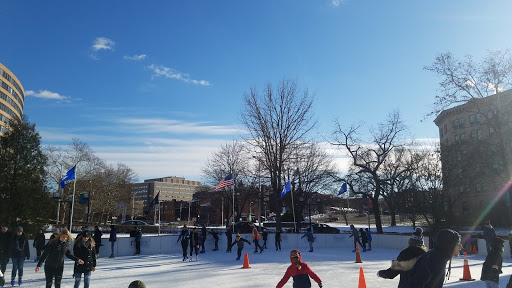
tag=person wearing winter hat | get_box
[230,234,251,261]
[9,226,29,286]
[484,220,497,254]
[378,227,427,288]
[403,229,462,288]
[481,237,505,288]
[276,249,323,288]
[128,280,146,288]
[73,230,96,288]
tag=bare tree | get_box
[241,79,316,229]
[332,110,407,234]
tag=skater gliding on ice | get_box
[9,226,29,286]
[230,234,251,261]
[301,229,315,252]
[349,225,362,252]
[73,231,96,288]
[189,227,200,261]
[251,225,263,254]
[177,225,190,261]
[276,249,322,288]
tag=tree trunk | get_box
[372,197,383,233]
[390,211,397,226]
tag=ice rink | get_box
[4,245,511,287]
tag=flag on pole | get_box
[60,166,76,189]
[147,192,160,214]
[338,183,347,196]
[215,174,234,190]
[280,180,291,199]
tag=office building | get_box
[0,63,24,135]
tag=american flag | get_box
[215,174,234,190]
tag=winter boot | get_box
[34,257,39,262]
[189,257,192,262]
[363,247,367,252]
[18,278,22,286]
[11,278,15,286]
[109,253,114,258]
[260,249,263,254]
[236,256,240,261]
[352,249,356,252]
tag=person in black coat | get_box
[275,229,282,251]
[189,227,200,261]
[73,231,96,288]
[200,224,207,253]
[378,227,427,288]
[262,228,268,249]
[9,226,30,286]
[33,229,46,262]
[403,229,462,288]
[92,226,102,257]
[225,226,233,252]
[0,225,11,277]
[359,228,368,252]
[176,225,190,261]
[108,225,117,258]
[230,234,251,261]
[481,237,504,287]
[36,229,84,288]
[209,229,219,251]
[134,228,142,255]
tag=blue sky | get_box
[1,0,511,184]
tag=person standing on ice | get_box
[481,237,504,288]
[301,229,315,252]
[262,228,268,249]
[275,228,282,251]
[9,226,29,286]
[108,225,117,258]
[92,226,102,258]
[177,225,190,261]
[189,227,200,261]
[33,229,46,262]
[377,227,427,288]
[359,228,368,252]
[209,229,219,251]
[225,226,233,253]
[365,228,372,251]
[73,231,96,288]
[484,220,497,254]
[251,225,264,254]
[200,224,207,253]
[276,249,323,288]
[403,229,462,288]
[349,225,362,252]
[230,234,251,261]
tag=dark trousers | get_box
[353,239,363,249]
[135,240,141,254]
[0,255,8,274]
[226,237,232,251]
[201,236,206,251]
[254,239,263,252]
[275,240,281,250]
[11,258,25,280]
[36,248,44,257]
[44,264,64,288]
[263,239,267,249]
[214,239,218,250]
[94,244,100,255]
[181,240,188,258]
[237,247,243,259]
[189,242,198,256]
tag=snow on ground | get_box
[7,245,512,287]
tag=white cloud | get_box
[147,64,210,86]
[116,117,241,135]
[124,54,147,61]
[25,90,68,100]
[331,0,341,7]
[92,37,115,51]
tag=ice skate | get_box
[18,278,22,286]
[196,255,198,261]
[189,257,192,262]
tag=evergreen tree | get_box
[0,116,54,229]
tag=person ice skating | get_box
[403,229,462,288]
[484,220,497,254]
[0,225,11,278]
[92,226,102,258]
[301,228,315,252]
[349,225,362,252]
[462,233,472,255]
[359,228,368,252]
[481,237,504,288]
[377,227,427,288]
[134,228,142,255]
[275,229,282,251]
[189,227,200,261]
[9,226,29,286]
[209,229,219,251]
[262,228,268,249]
[73,231,96,288]
[33,229,46,262]
[128,280,146,288]
[251,225,264,254]
[225,226,233,252]
[36,229,84,288]
[177,225,190,261]
[200,224,207,253]
[276,249,323,288]
[365,228,372,251]
[108,225,117,258]
[230,234,251,261]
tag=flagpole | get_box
[291,180,296,233]
[158,202,161,236]
[69,165,77,233]
[232,185,235,234]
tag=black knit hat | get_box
[434,229,460,255]
[82,231,90,238]
[128,280,146,288]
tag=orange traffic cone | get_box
[472,244,477,255]
[358,267,367,288]
[459,252,475,281]
[242,253,251,269]
[355,245,362,263]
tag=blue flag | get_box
[60,166,76,189]
[280,181,291,199]
[338,183,347,195]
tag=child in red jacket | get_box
[276,249,322,288]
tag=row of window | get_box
[0,124,8,134]
[156,190,194,195]
[0,68,24,100]
[0,89,22,116]
[1,80,24,111]
[454,127,496,144]
[155,185,196,191]
[0,102,20,123]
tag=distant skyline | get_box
[1,1,511,184]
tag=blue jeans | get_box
[74,271,91,288]
[111,242,115,255]
[11,258,25,280]
[484,280,499,288]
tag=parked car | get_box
[120,220,148,226]
[326,217,339,222]
[233,221,255,233]
[302,222,340,234]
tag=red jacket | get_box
[276,249,322,288]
